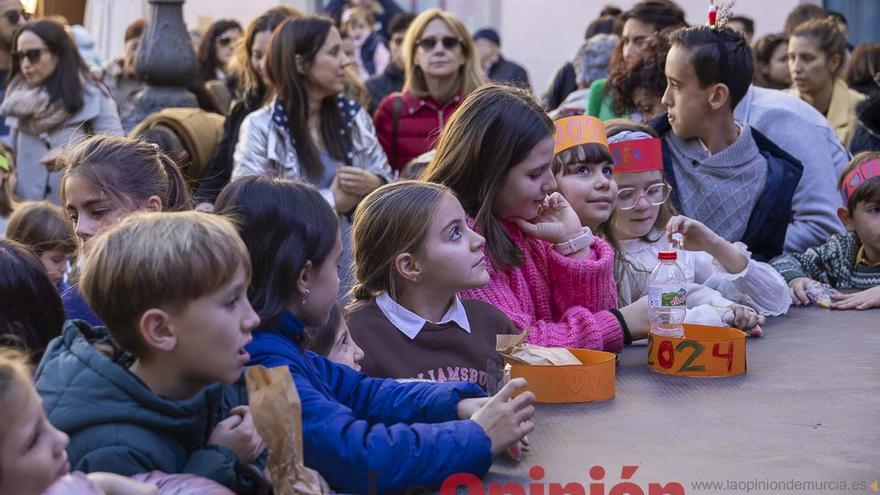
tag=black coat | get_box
[365,63,404,115]
[487,55,531,89]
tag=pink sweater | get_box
[461,219,623,352]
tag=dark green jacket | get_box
[35,320,260,490]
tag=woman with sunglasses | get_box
[197,19,242,84]
[604,121,789,332]
[0,18,122,204]
[373,8,484,172]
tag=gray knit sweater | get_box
[771,232,880,289]
[664,124,768,242]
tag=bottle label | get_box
[648,287,687,307]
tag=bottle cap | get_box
[658,250,677,261]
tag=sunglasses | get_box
[11,48,45,65]
[216,35,238,47]
[416,36,462,51]
[3,9,29,25]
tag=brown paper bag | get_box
[496,329,581,366]
[245,366,326,495]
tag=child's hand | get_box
[665,215,722,253]
[208,406,266,463]
[724,304,765,331]
[86,473,158,495]
[830,286,880,310]
[788,277,817,306]
[470,378,536,456]
[457,397,490,419]
[511,192,584,245]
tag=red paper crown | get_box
[842,158,880,201]
[609,138,664,174]
[554,116,608,154]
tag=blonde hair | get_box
[0,143,16,218]
[402,9,485,99]
[80,211,251,357]
[349,181,451,302]
[0,348,32,441]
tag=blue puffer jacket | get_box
[35,321,264,491]
[245,311,493,494]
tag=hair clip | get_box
[708,0,737,30]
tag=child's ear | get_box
[296,260,314,298]
[144,195,162,213]
[837,206,855,231]
[394,252,423,283]
[708,83,730,111]
[138,309,177,352]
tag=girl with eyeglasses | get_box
[604,121,790,333]
[0,18,122,204]
[373,8,485,172]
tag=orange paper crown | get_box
[609,138,664,174]
[554,116,608,154]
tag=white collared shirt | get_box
[375,292,472,340]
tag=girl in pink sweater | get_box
[422,84,651,351]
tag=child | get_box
[772,152,880,310]
[0,348,162,495]
[0,143,17,236]
[342,7,391,81]
[552,115,618,232]
[6,201,77,289]
[34,212,266,489]
[648,25,829,262]
[59,135,192,325]
[0,239,65,361]
[346,181,519,389]
[604,121,790,332]
[304,304,364,371]
[422,84,652,351]
[214,176,535,494]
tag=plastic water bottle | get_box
[648,250,687,337]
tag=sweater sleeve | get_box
[463,237,623,352]
[693,245,792,316]
[771,237,843,285]
[292,356,492,493]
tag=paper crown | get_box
[842,158,880,201]
[553,116,608,154]
[608,138,663,174]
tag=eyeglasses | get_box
[3,9,30,25]
[216,35,238,47]
[11,48,45,65]
[616,182,672,210]
[416,36,462,51]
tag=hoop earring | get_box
[302,289,311,304]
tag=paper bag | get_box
[245,366,326,495]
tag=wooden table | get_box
[477,307,880,495]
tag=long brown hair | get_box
[230,6,303,102]
[422,84,554,271]
[6,201,76,255]
[349,181,450,303]
[402,9,485,99]
[197,19,243,82]
[267,16,351,182]
[60,135,192,213]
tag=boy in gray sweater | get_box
[650,25,829,261]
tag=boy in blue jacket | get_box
[35,212,266,491]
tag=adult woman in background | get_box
[372,8,484,172]
[197,19,243,83]
[788,17,865,148]
[195,6,302,204]
[0,18,122,203]
[753,33,792,90]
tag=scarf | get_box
[0,75,71,135]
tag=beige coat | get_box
[790,78,865,148]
